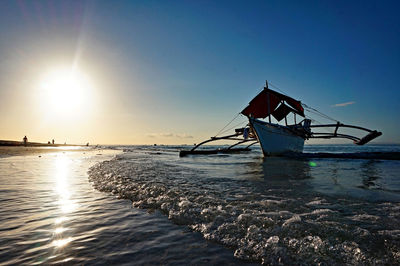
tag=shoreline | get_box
[0,139,86,147]
[0,146,97,158]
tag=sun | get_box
[39,67,93,117]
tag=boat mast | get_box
[266,80,271,123]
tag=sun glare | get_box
[39,67,93,117]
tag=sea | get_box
[1,144,399,265]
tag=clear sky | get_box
[0,0,399,144]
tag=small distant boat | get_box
[180,81,382,157]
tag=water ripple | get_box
[88,147,400,264]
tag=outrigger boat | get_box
[180,81,382,157]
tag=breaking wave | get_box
[88,148,400,264]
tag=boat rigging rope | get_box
[268,82,289,95]
[216,119,248,137]
[268,81,340,123]
[214,113,240,137]
[302,104,339,123]
[214,81,339,138]
[305,116,334,134]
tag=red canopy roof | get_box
[241,88,304,118]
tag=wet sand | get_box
[0,146,95,158]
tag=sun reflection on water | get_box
[54,216,69,225]
[54,227,67,234]
[51,155,77,251]
[54,155,78,213]
[52,237,73,248]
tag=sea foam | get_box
[88,149,400,264]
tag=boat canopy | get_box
[179,80,382,156]
[241,87,304,119]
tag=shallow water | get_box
[88,144,400,264]
[0,150,249,265]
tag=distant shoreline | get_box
[0,140,85,147]
[0,145,98,158]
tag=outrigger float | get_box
[179,81,382,157]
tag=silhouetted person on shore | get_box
[23,136,28,146]
[52,139,55,145]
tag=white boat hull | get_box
[250,118,305,156]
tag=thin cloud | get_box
[146,133,193,139]
[175,133,193,139]
[146,133,158,138]
[159,133,174,137]
[332,101,356,107]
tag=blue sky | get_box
[0,0,399,144]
